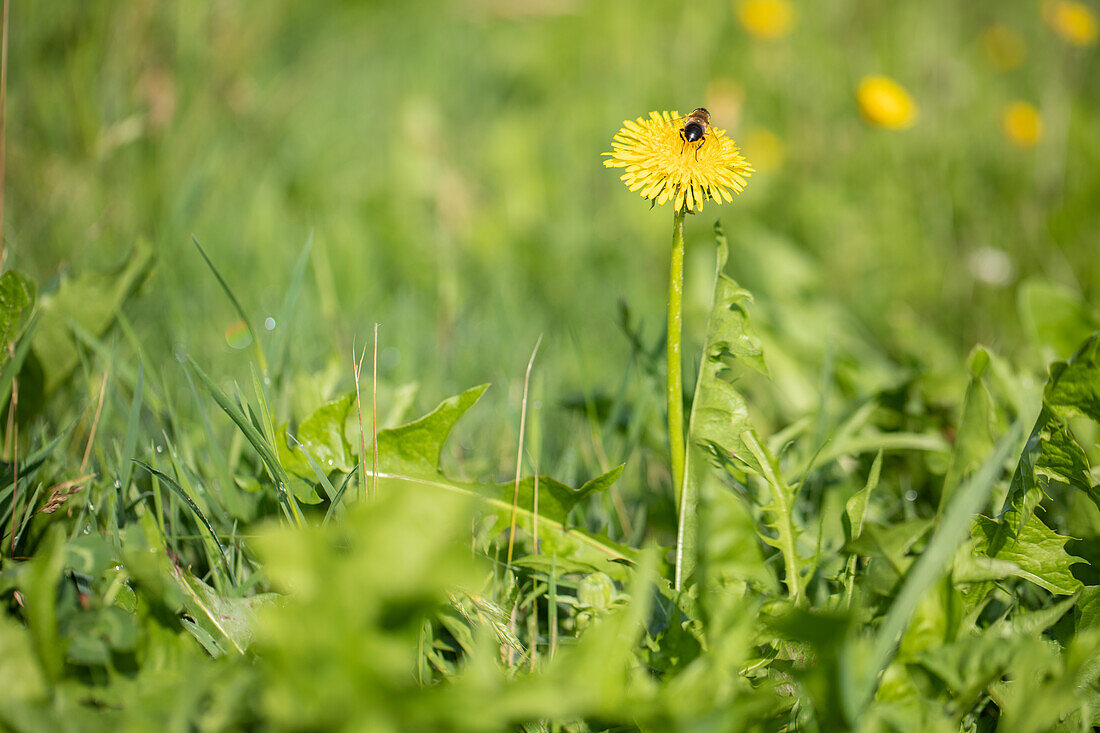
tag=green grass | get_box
[3,1,1100,730]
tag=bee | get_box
[678,108,711,159]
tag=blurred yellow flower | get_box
[1043,0,1099,45]
[736,0,796,40]
[981,25,1027,70]
[603,111,753,213]
[857,76,917,129]
[742,127,784,172]
[1003,102,1043,147]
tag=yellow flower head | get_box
[857,76,918,130]
[736,0,796,40]
[603,111,753,213]
[1003,102,1043,147]
[1043,0,1099,46]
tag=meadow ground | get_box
[2,1,1100,731]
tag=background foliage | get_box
[3,0,1099,730]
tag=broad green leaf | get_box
[1078,586,1100,632]
[486,467,625,536]
[0,613,47,704]
[298,392,358,474]
[998,333,1100,544]
[285,382,635,566]
[32,240,153,393]
[951,550,1027,584]
[1044,332,1100,423]
[938,347,995,513]
[175,572,279,655]
[376,383,489,475]
[18,526,66,684]
[996,594,1078,637]
[374,385,631,563]
[911,632,1016,705]
[689,222,767,467]
[278,392,358,503]
[972,513,1083,595]
[846,518,934,573]
[846,450,882,541]
[992,635,1095,732]
[697,468,777,602]
[0,270,35,356]
[250,487,486,731]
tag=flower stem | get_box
[667,209,686,509]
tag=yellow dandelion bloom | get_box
[857,76,918,129]
[1043,0,1099,46]
[981,24,1027,70]
[1003,102,1043,147]
[736,0,796,39]
[603,111,753,213]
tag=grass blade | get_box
[270,230,313,385]
[118,361,144,502]
[286,432,337,502]
[187,356,302,526]
[191,235,268,374]
[323,466,358,525]
[133,459,233,582]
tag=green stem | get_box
[667,210,686,510]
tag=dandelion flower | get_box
[604,109,753,586]
[1043,0,1099,46]
[603,110,753,213]
[736,0,796,40]
[1003,101,1043,147]
[857,76,918,130]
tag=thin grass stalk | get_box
[353,341,368,501]
[5,345,15,555]
[0,0,8,263]
[372,323,380,499]
[506,335,542,567]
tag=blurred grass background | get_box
[9,0,1099,475]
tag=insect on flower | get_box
[677,108,711,159]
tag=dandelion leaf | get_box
[277,381,631,564]
[692,223,767,470]
[0,270,35,356]
[377,383,489,475]
[32,239,153,394]
[972,513,1083,595]
[997,333,1100,543]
